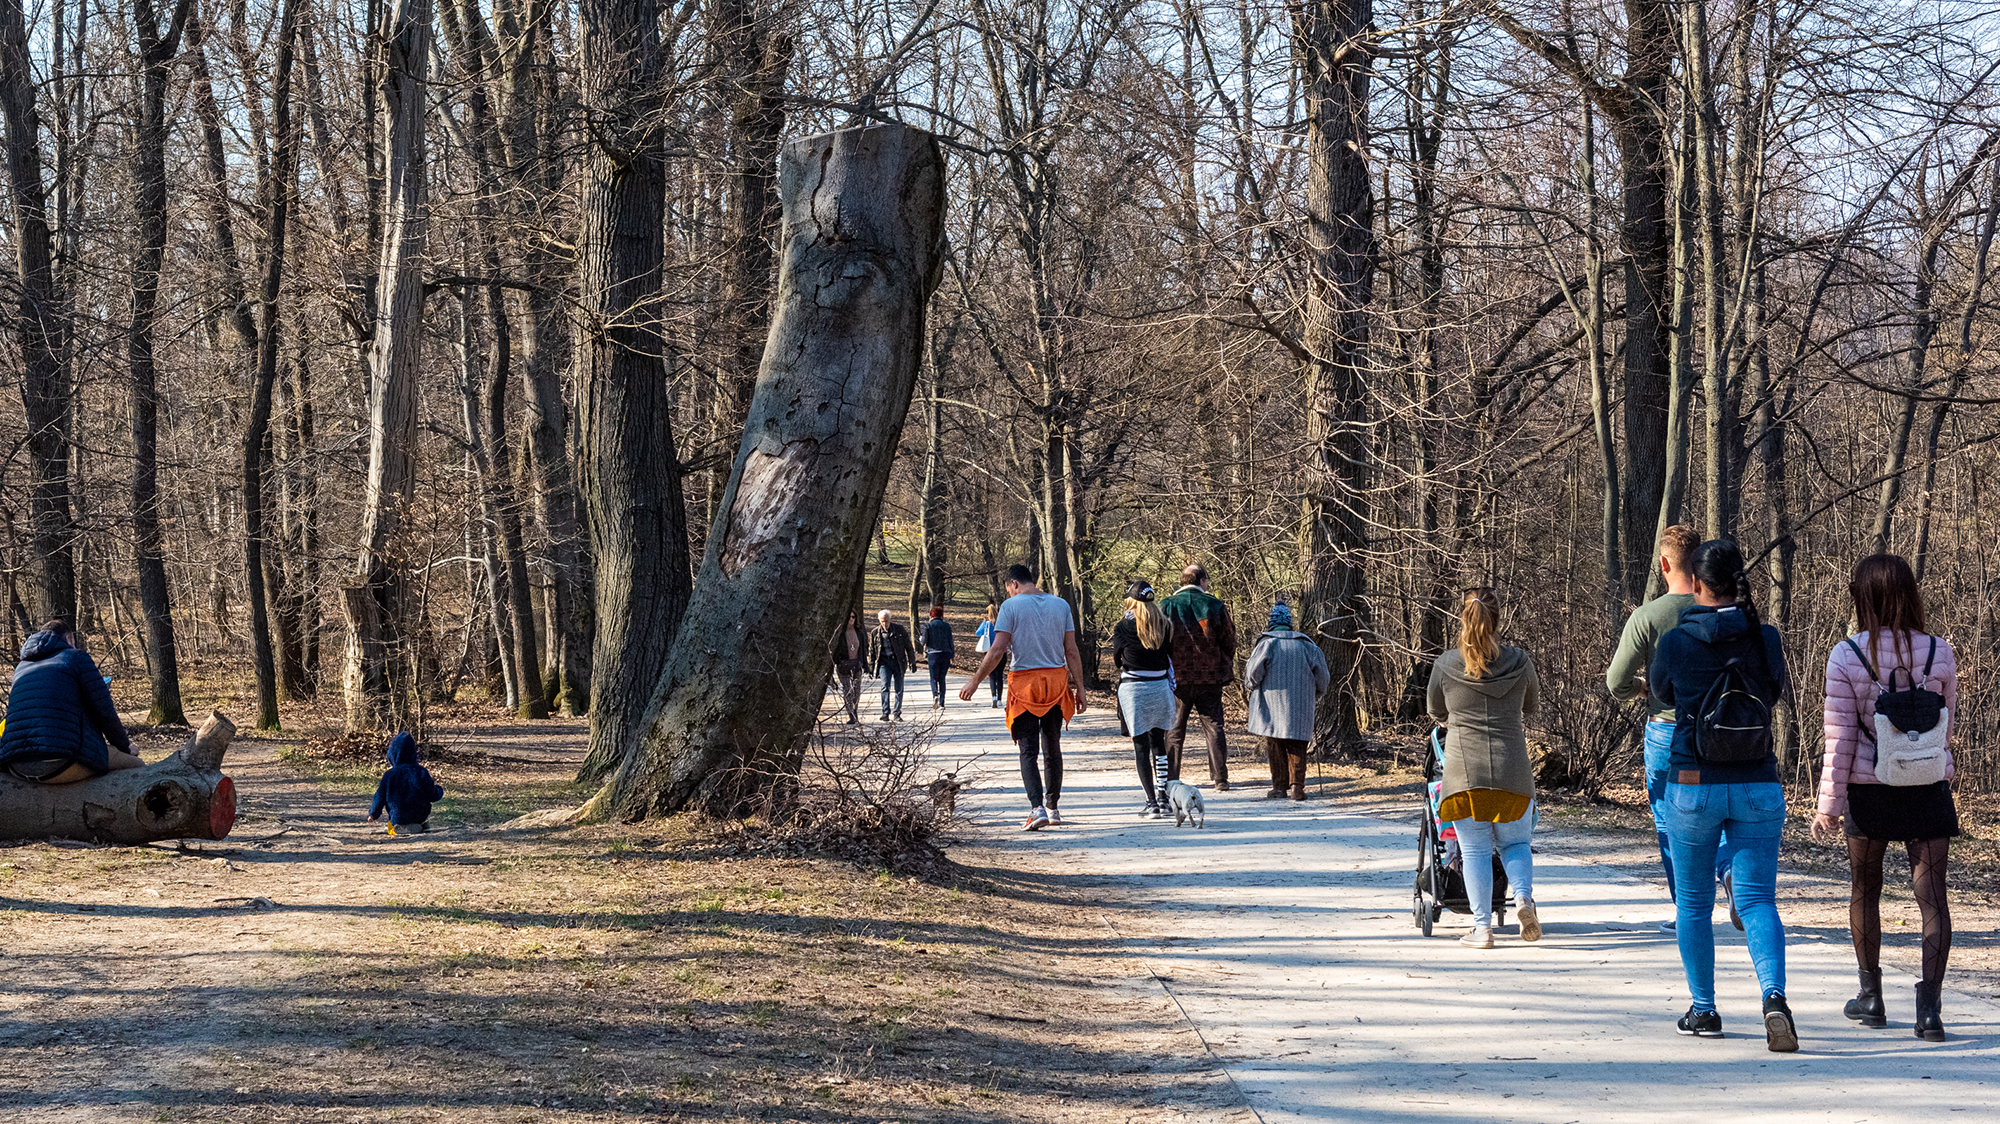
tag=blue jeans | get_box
[1663,782,1786,1011]
[878,665,905,717]
[1644,720,1735,904]
[926,652,952,704]
[1452,809,1535,929]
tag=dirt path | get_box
[1,711,1247,1123]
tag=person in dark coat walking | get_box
[830,611,868,724]
[922,606,956,709]
[1159,564,1238,789]
[870,610,916,720]
[0,619,141,784]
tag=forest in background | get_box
[2,0,1999,812]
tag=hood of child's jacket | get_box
[1258,630,1312,644]
[386,731,420,768]
[1438,645,1531,697]
[1677,603,1752,645]
[18,630,69,663]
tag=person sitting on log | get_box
[0,618,143,785]
[367,731,444,835]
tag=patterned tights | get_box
[1846,835,1952,983]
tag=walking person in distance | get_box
[1426,588,1541,948]
[960,565,1087,830]
[1160,564,1238,790]
[1648,538,1797,1051]
[829,610,868,724]
[922,606,956,710]
[1607,524,1738,932]
[1812,553,1959,1041]
[974,603,1004,708]
[1246,600,1327,801]
[870,609,915,721]
[1114,580,1176,818]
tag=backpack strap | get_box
[1843,636,1879,684]
[1924,635,1938,677]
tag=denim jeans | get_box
[878,665,905,718]
[1644,720,1735,904]
[1451,809,1535,929]
[1663,781,1786,1011]
[926,652,952,704]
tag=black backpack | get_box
[1694,629,1777,765]
[1842,635,1944,736]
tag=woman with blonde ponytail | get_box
[1427,587,1541,949]
[1114,581,1177,818]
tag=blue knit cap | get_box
[1268,601,1293,630]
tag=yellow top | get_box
[1439,787,1531,824]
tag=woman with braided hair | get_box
[1812,553,1959,1041]
[1648,539,1797,1051]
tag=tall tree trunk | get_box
[1295,0,1377,749]
[1686,0,1734,540]
[128,0,195,725]
[589,123,945,820]
[344,0,432,734]
[0,0,76,623]
[1914,161,2000,580]
[243,0,302,732]
[573,0,693,784]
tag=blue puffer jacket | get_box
[0,631,132,775]
[369,731,444,826]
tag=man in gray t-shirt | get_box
[960,565,1087,831]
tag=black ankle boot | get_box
[1844,969,1886,1027]
[1914,980,1946,1042]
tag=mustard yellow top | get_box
[1438,787,1532,824]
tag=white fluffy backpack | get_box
[1843,635,1951,787]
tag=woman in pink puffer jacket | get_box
[1811,553,1959,1042]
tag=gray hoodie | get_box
[1426,645,1539,802]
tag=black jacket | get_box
[369,731,444,826]
[0,631,131,775]
[1112,616,1173,674]
[922,618,955,658]
[830,626,867,671]
[870,623,915,673]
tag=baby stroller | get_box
[1412,727,1510,936]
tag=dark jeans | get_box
[878,664,905,718]
[926,652,952,704]
[1012,707,1064,810]
[1166,684,1228,784]
[1132,729,1168,802]
[988,668,1005,702]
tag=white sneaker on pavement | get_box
[1023,808,1050,832]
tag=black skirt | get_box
[1845,780,1960,841]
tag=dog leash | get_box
[1097,911,1272,1124]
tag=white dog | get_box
[1164,780,1205,829]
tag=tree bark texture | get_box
[592,123,945,819]
[1295,0,1377,749]
[574,0,693,783]
[128,0,195,726]
[0,712,238,844]
[0,0,77,623]
[243,0,302,732]
[345,0,432,734]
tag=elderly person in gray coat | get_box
[1246,602,1329,800]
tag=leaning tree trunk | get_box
[588,123,945,821]
[344,0,431,734]
[0,711,238,844]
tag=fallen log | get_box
[0,710,238,844]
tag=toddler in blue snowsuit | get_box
[367,731,444,835]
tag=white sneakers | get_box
[1046,807,1063,826]
[1023,808,1050,831]
[1517,899,1542,942]
[1460,927,1495,949]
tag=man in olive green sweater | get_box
[1605,525,1735,931]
